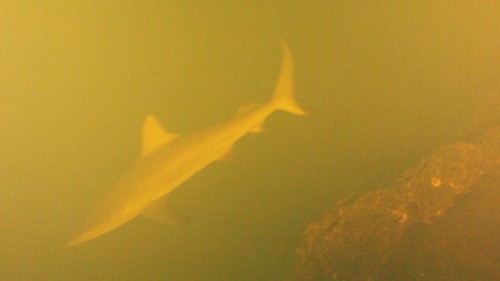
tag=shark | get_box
[65,40,306,248]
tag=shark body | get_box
[66,40,306,247]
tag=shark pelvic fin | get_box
[141,115,180,157]
[141,197,191,225]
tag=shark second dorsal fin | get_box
[141,115,180,157]
[236,103,258,115]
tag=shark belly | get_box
[66,136,234,247]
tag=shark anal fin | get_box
[250,120,265,133]
[142,115,180,157]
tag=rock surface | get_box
[294,128,500,281]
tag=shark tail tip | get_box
[273,39,308,116]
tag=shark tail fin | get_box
[272,39,307,116]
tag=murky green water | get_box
[1,1,497,280]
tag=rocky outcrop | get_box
[295,128,500,281]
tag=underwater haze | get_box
[1,1,498,281]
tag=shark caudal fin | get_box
[272,39,307,116]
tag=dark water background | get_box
[1,1,498,280]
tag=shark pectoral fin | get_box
[142,115,180,157]
[141,198,191,225]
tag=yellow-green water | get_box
[1,1,498,280]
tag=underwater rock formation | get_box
[295,128,500,281]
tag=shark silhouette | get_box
[66,40,306,247]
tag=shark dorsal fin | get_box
[141,115,180,157]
